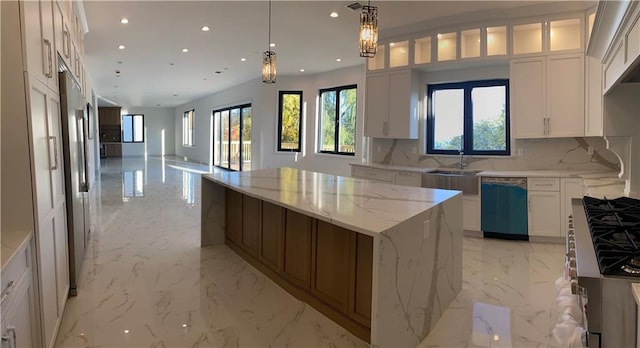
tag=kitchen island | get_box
[201,167,462,347]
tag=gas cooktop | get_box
[583,196,640,276]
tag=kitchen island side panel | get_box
[201,178,226,246]
[371,193,463,348]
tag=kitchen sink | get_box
[422,169,481,195]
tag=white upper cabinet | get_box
[364,69,418,139]
[20,0,58,92]
[511,53,585,138]
[511,14,584,56]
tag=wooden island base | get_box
[201,168,463,347]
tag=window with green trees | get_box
[427,79,509,156]
[319,84,357,155]
[278,91,303,152]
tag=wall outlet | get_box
[423,219,431,240]
[587,146,594,155]
[517,147,524,156]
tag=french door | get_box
[213,104,252,171]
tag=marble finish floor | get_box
[55,157,565,347]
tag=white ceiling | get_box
[83,1,590,108]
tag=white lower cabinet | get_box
[1,239,38,348]
[527,177,582,238]
[463,195,481,231]
[528,191,561,237]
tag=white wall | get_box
[173,65,366,176]
[122,107,176,157]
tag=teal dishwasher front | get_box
[480,177,528,240]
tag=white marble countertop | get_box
[202,167,460,236]
[1,229,32,270]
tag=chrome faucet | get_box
[459,151,467,170]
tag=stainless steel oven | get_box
[567,197,639,348]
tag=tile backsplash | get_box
[370,137,620,172]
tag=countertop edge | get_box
[202,172,460,236]
[1,230,33,271]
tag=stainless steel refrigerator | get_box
[59,69,90,296]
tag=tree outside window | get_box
[319,85,357,155]
[278,91,303,152]
[427,79,509,156]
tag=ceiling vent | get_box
[345,2,363,11]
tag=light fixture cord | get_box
[268,0,272,51]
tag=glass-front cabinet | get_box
[486,26,508,56]
[367,44,386,71]
[512,22,543,55]
[511,15,583,56]
[549,18,582,52]
[389,40,409,68]
[437,31,458,62]
[460,29,481,59]
[413,35,432,64]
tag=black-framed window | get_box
[122,114,144,143]
[277,91,303,152]
[427,79,509,156]
[183,109,194,147]
[319,84,357,155]
[212,104,252,171]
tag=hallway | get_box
[55,157,565,347]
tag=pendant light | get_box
[262,0,276,83]
[359,1,378,58]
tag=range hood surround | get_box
[603,83,640,196]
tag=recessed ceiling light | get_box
[156,104,161,106]
[336,58,342,62]
[203,78,207,80]
[173,94,178,97]
[123,330,130,334]
[330,12,339,18]
[182,48,189,53]
[121,18,129,24]
[300,68,305,72]
[117,61,123,64]
[169,63,175,66]
[269,43,276,47]
[118,45,125,50]
[201,26,210,31]
[240,58,246,62]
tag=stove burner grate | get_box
[583,196,640,276]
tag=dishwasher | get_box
[480,177,528,240]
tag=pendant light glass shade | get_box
[262,51,276,84]
[262,0,276,84]
[359,5,378,58]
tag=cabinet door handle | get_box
[547,118,551,135]
[49,136,59,170]
[0,280,16,304]
[43,39,53,78]
[64,30,71,58]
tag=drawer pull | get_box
[1,280,16,304]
